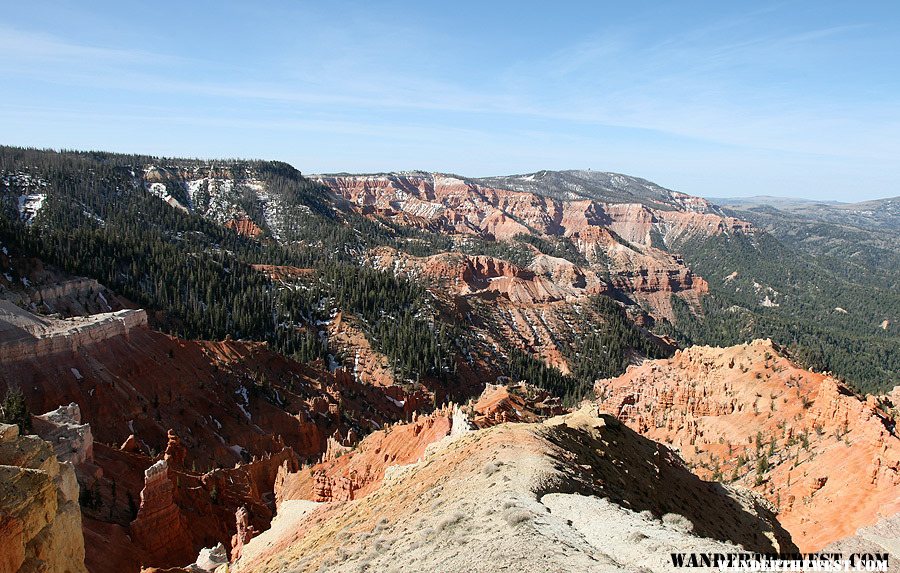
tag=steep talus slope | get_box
[0,422,87,573]
[233,407,794,573]
[595,339,900,550]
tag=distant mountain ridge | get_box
[712,194,900,231]
[316,169,725,214]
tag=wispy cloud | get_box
[1,3,898,199]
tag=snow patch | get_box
[235,386,252,420]
[386,395,405,409]
[17,194,46,225]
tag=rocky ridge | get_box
[232,406,794,573]
[365,247,671,376]
[595,339,900,550]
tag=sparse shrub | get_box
[661,513,693,533]
[436,512,464,532]
[0,387,30,433]
[626,531,649,543]
[482,462,501,476]
[503,507,532,527]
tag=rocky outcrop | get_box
[230,507,258,562]
[130,460,194,567]
[0,422,87,573]
[234,407,794,572]
[472,382,565,427]
[249,265,313,281]
[0,302,147,361]
[31,402,94,467]
[595,339,900,550]
[163,429,187,469]
[0,246,125,318]
[275,406,455,505]
[224,217,263,238]
[372,249,607,305]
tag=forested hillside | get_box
[664,232,899,393]
[2,146,896,398]
[0,147,672,405]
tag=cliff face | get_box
[0,302,415,471]
[316,173,751,247]
[234,407,793,573]
[595,339,900,551]
[316,172,747,321]
[0,422,87,573]
[0,302,147,361]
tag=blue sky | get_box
[1,1,898,201]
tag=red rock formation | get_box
[130,460,194,567]
[595,339,900,550]
[121,434,140,453]
[472,382,565,427]
[163,429,187,469]
[230,506,259,561]
[316,172,748,321]
[276,406,456,504]
[225,217,263,238]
